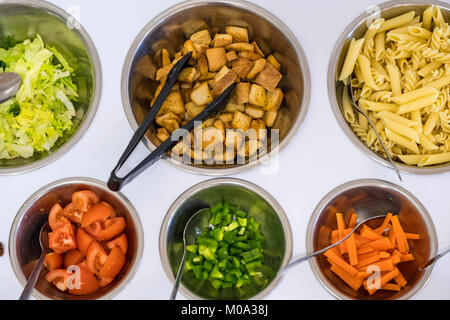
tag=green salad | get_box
[185,202,266,290]
[0,35,78,160]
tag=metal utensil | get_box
[0,72,21,103]
[346,82,402,182]
[108,52,236,191]
[170,208,211,300]
[19,219,50,300]
[419,246,450,271]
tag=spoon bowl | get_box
[0,72,21,103]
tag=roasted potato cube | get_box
[248,84,267,107]
[226,50,239,62]
[252,41,264,56]
[225,129,243,150]
[199,72,216,81]
[250,119,267,141]
[190,29,212,46]
[234,82,251,104]
[177,67,198,83]
[245,104,264,119]
[213,34,233,47]
[214,119,225,139]
[193,44,208,55]
[182,40,198,60]
[263,109,278,127]
[225,100,245,113]
[156,128,170,142]
[255,63,282,92]
[232,111,252,132]
[237,138,261,159]
[267,55,281,71]
[161,49,171,66]
[214,148,236,164]
[265,88,284,111]
[195,127,224,150]
[246,58,266,80]
[172,141,189,156]
[218,113,234,123]
[239,51,263,61]
[212,66,237,97]
[161,90,185,115]
[226,43,254,52]
[206,47,227,72]
[225,26,249,43]
[186,101,206,119]
[156,112,181,133]
[156,64,173,81]
[232,57,253,78]
[190,82,213,106]
[197,54,209,77]
[189,149,208,163]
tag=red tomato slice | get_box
[44,252,63,271]
[49,222,77,254]
[45,269,70,291]
[72,190,101,212]
[86,241,108,275]
[99,247,126,279]
[68,264,100,296]
[85,217,126,241]
[63,203,84,224]
[64,249,85,268]
[48,203,67,230]
[81,201,115,228]
[107,233,128,255]
[76,229,94,256]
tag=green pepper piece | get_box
[186,245,198,254]
[232,241,249,251]
[210,265,223,279]
[225,221,240,232]
[235,210,246,218]
[193,265,204,279]
[211,279,223,290]
[211,228,224,241]
[241,248,263,263]
[216,247,229,260]
[237,217,247,227]
[203,260,213,272]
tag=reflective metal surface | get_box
[159,178,293,300]
[306,179,438,300]
[328,0,450,174]
[0,72,21,103]
[9,177,144,300]
[0,0,102,175]
[122,0,311,175]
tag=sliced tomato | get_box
[72,190,101,212]
[81,201,116,228]
[48,203,67,230]
[76,229,94,256]
[85,217,126,241]
[63,202,84,224]
[45,269,70,291]
[64,249,85,268]
[68,264,99,296]
[107,233,128,255]
[86,241,108,275]
[98,276,114,288]
[49,222,77,254]
[99,247,126,279]
[44,252,63,271]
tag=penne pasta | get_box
[379,11,416,32]
[418,153,450,166]
[397,91,439,114]
[339,38,365,81]
[357,55,378,90]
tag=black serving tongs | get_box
[108,52,236,191]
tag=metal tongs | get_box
[108,52,236,191]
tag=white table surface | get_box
[1,0,449,300]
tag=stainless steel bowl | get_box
[328,0,450,174]
[0,0,102,175]
[9,177,144,300]
[122,0,310,175]
[306,179,438,300]
[159,178,293,300]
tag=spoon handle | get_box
[170,251,187,300]
[19,251,46,300]
[420,246,450,270]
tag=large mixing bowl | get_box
[0,0,102,175]
[328,0,450,174]
[122,0,310,175]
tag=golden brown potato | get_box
[263,109,278,127]
[190,29,212,46]
[197,54,209,77]
[246,58,266,80]
[161,90,185,115]
[239,51,263,61]
[252,42,264,56]
[226,43,254,52]
[248,84,267,107]
[177,67,198,83]
[226,50,239,62]
[161,49,171,66]
[225,100,245,113]
[186,101,205,119]
[195,127,224,150]
[234,82,251,104]
[265,88,284,111]
[156,64,173,81]
[250,119,267,141]
[245,104,264,119]
[190,82,213,106]
[206,47,227,72]
[214,119,225,139]
[225,129,243,150]
[213,34,233,47]
[214,148,236,164]
[232,111,252,132]
[232,57,253,78]
[255,63,282,92]
[218,113,234,123]
[182,40,198,60]
[225,26,249,43]
[266,55,281,71]
[157,128,170,142]
[212,66,236,97]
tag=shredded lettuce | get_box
[0,34,78,159]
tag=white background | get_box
[0,0,449,300]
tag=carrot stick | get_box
[348,213,357,229]
[361,237,393,251]
[391,215,409,254]
[379,251,391,259]
[376,213,393,234]
[324,249,359,277]
[330,264,363,291]
[360,259,394,272]
[360,225,383,240]
[365,268,400,295]
[382,283,402,291]
[405,233,420,240]
[355,255,380,269]
[357,246,375,255]
[347,233,359,266]
[389,229,397,248]
[390,250,402,265]
[394,270,407,287]
[400,253,415,262]
[336,213,346,254]
[358,250,380,261]
[355,234,371,247]
[356,271,371,280]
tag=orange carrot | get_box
[360,258,394,272]
[358,250,380,261]
[379,251,391,259]
[382,283,402,291]
[357,246,375,255]
[355,255,380,269]
[365,269,400,295]
[356,271,371,280]
[360,225,383,240]
[355,234,371,247]
[376,213,393,234]
[400,253,415,262]
[347,233,359,266]
[336,213,346,254]
[389,229,397,248]
[362,237,393,251]
[394,270,407,287]
[324,249,358,277]
[390,250,402,265]
[405,233,420,240]
[348,213,357,229]
[391,215,409,254]
[330,264,363,291]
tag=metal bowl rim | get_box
[159,177,294,300]
[327,0,450,175]
[0,0,103,176]
[306,178,438,300]
[8,177,144,300]
[121,0,311,176]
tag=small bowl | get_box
[328,0,450,174]
[122,0,311,175]
[159,178,293,300]
[306,179,438,300]
[9,177,144,300]
[0,0,102,175]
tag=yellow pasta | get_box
[339,38,365,81]
[379,11,416,32]
[397,91,439,114]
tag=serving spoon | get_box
[19,219,51,300]
[0,72,21,103]
[419,246,450,271]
